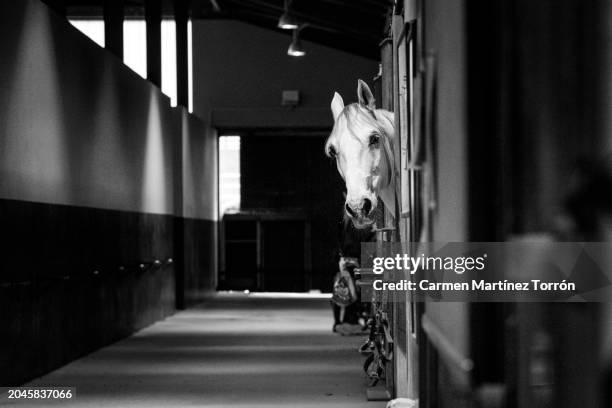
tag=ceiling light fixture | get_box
[278,0,299,30]
[287,26,306,57]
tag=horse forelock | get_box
[328,104,391,147]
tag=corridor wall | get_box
[0,0,217,385]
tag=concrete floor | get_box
[17,293,384,408]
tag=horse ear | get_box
[357,79,375,109]
[331,92,345,121]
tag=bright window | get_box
[123,20,147,79]
[161,20,176,105]
[219,136,241,215]
[188,20,193,113]
[70,20,105,47]
[69,18,192,108]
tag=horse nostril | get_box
[345,203,357,218]
[363,198,372,215]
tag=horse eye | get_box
[328,146,337,158]
[369,134,380,147]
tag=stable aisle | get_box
[18,293,383,408]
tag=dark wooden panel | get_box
[182,217,217,307]
[261,220,306,292]
[0,198,176,385]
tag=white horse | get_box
[325,80,397,228]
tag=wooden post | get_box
[145,0,162,87]
[104,0,124,59]
[174,0,189,107]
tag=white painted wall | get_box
[0,0,216,221]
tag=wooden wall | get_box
[418,0,612,406]
[418,0,472,403]
[0,200,175,385]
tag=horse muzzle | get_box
[345,198,376,228]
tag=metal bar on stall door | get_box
[303,221,312,291]
[256,220,262,291]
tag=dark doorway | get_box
[219,131,344,292]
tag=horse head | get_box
[325,80,396,229]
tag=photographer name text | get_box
[372,279,576,292]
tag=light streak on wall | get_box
[142,94,169,214]
[1,1,69,204]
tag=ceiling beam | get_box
[225,0,384,41]
[64,0,385,58]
